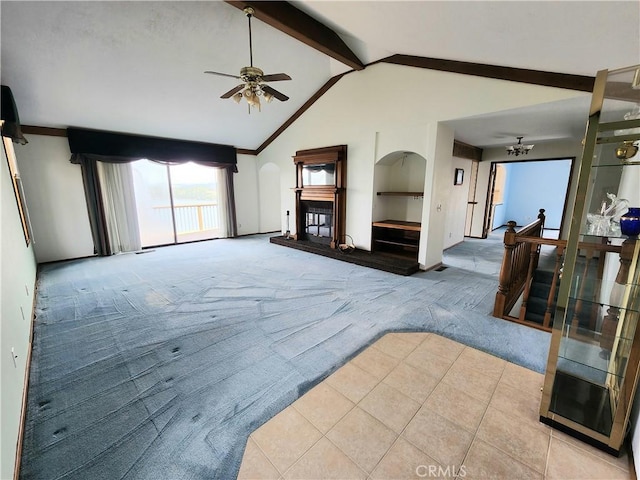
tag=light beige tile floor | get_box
[238,333,633,480]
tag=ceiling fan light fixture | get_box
[205,4,291,112]
[506,136,534,156]
[245,90,260,109]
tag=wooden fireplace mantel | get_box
[293,145,347,248]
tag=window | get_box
[131,160,226,247]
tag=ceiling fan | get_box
[205,6,291,112]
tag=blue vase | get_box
[620,207,640,237]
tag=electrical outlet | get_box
[11,347,17,368]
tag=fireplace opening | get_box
[303,201,333,244]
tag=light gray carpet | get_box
[20,233,550,480]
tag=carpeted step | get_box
[524,269,558,325]
[526,296,551,317]
[525,311,545,326]
[533,269,556,286]
[529,282,553,300]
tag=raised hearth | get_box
[270,235,420,276]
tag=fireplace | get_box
[293,145,347,249]
[302,201,334,244]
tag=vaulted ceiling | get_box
[1,1,639,151]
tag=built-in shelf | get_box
[376,191,424,197]
[372,220,421,232]
[371,220,421,259]
[373,238,419,250]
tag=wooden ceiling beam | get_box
[379,54,595,92]
[225,1,364,71]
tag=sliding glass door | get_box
[131,160,224,248]
[170,162,223,243]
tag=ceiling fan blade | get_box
[262,85,289,102]
[205,70,241,80]
[261,73,292,82]
[221,84,245,99]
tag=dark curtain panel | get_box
[224,166,238,237]
[1,85,28,144]
[68,128,239,255]
[74,155,111,256]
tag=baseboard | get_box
[443,240,464,251]
[37,253,96,267]
[13,275,38,480]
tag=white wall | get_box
[471,139,583,239]
[444,156,473,249]
[15,135,95,262]
[421,123,455,268]
[256,63,583,269]
[234,154,260,236]
[1,138,37,480]
[257,162,281,233]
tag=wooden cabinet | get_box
[372,220,421,259]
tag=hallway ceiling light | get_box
[506,136,534,156]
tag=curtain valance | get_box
[68,127,237,171]
[1,85,28,145]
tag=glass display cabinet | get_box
[539,64,640,455]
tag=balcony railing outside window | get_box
[152,203,219,234]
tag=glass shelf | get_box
[558,336,634,379]
[590,142,640,167]
[565,295,640,315]
[590,161,640,168]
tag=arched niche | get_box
[371,151,427,260]
[373,151,427,223]
[258,162,281,233]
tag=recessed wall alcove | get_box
[372,151,427,259]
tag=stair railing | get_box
[493,210,546,324]
[494,227,623,333]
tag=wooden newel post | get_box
[538,209,546,233]
[494,220,518,317]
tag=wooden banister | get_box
[494,211,624,332]
[493,211,547,327]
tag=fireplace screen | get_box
[304,202,333,244]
